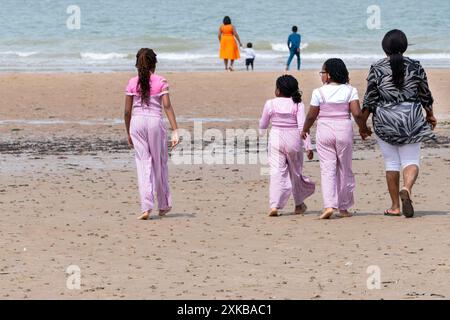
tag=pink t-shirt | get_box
[125,74,169,116]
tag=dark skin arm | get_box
[161,93,180,149]
[425,108,437,130]
[301,106,319,139]
[350,100,372,140]
[124,95,133,147]
[361,107,371,123]
[301,103,372,140]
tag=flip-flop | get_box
[399,188,414,218]
[384,209,402,217]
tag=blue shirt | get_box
[287,33,301,50]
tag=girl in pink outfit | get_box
[124,48,179,220]
[302,58,371,219]
[260,75,315,217]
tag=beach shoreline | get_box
[0,70,449,299]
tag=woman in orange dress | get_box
[218,16,243,71]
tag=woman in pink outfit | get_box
[124,48,179,220]
[302,58,371,219]
[260,75,315,217]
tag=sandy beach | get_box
[0,70,449,299]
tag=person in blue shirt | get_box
[286,26,302,71]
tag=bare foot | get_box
[268,208,279,217]
[336,210,353,218]
[319,208,334,219]
[137,211,150,220]
[159,207,171,217]
[399,187,414,218]
[295,203,307,215]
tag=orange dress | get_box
[219,24,240,60]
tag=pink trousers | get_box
[269,128,315,209]
[316,120,355,210]
[130,115,171,213]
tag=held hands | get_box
[300,130,309,140]
[359,125,372,140]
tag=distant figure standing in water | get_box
[243,42,256,71]
[286,26,302,71]
[218,16,243,71]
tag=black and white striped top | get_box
[362,57,436,145]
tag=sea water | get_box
[0,0,449,72]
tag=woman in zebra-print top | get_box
[362,29,437,218]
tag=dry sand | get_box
[0,70,449,299]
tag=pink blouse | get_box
[259,97,312,150]
[125,74,169,117]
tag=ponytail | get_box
[135,48,157,105]
[382,29,408,88]
[389,53,405,88]
[291,89,302,104]
[276,74,302,104]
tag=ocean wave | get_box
[80,52,131,60]
[158,53,217,60]
[270,43,309,52]
[0,51,38,57]
[298,53,450,60]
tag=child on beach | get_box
[301,58,371,219]
[260,75,315,217]
[243,42,256,71]
[124,48,179,220]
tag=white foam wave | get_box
[0,51,37,57]
[270,43,309,52]
[80,52,129,60]
[158,53,217,60]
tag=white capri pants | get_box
[376,136,421,172]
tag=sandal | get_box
[399,188,414,218]
[384,209,401,217]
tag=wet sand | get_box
[0,70,449,299]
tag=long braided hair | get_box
[135,48,157,106]
[276,74,302,104]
